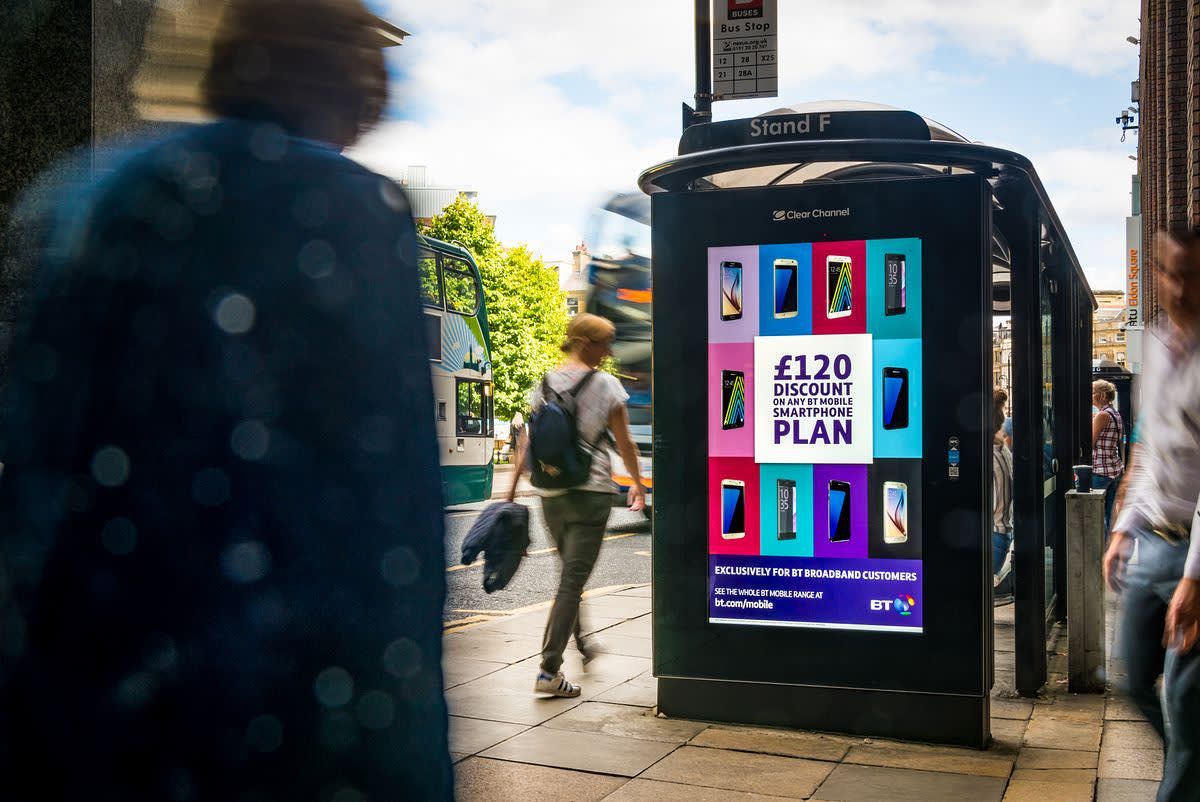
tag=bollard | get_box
[1066,489,1107,692]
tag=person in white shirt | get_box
[508,314,645,698]
[1104,229,1200,801]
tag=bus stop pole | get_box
[686,0,713,131]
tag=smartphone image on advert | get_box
[884,481,908,544]
[773,258,799,319]
[721,369,745,430]
[882,367,909,430]
[826,256,852,319]
[720,261,743,321]
[885,253,906,316]
[721,479,746,539]
[776,478,796,540]
[828,480,851,542]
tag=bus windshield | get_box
[586,194,651,424]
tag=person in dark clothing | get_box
[0,2,452,800]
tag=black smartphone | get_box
[828,480,851,542]
[885,253,906,316]
[882,367,909,430]
[776,478,796,540]
[721,369,745,430]
[720,261,743,321]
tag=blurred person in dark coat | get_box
[0,1,452,799]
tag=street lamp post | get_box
[684,0,713,132]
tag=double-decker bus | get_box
[418,235,495,505]
[585,192,652,509]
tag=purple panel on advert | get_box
[708,245,759,343]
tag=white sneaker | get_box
[534,670,581,697]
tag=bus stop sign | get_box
[712,0,778,101]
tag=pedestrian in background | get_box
[992,388,1014,597]
[508,313,646,698]
[1091,378,1125,534]
[1104,228,1200,802]
[0,1,452,799]
[509,410,526,462]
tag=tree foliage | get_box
[422,196,568,419]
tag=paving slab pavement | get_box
[443,583,1164,801]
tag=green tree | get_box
[423,194,502,268]
[422,197,568,419]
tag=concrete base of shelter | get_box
[443,585,1161,801]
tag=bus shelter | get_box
[639,103,1095,747]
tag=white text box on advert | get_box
[754,333,874,464]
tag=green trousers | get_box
[539,491,613,674]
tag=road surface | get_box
[442,498,650,627]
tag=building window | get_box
[1116,331,1125,342]
[1098,337,1108,344]
[566,296,579,316]
[456,379,494,437]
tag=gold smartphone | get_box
[883,481,908,544]
[773,258,799,319]
[721,479,746,539]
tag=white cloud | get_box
[355,1,1139,264]
[839,0,1139,76]
[1030,145,1135,290]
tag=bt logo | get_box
[870,595,917,615]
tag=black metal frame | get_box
[640,133,1097,704]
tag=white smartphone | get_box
[883,481,908,544]
[721,479,746,539]
[826,255,852,319]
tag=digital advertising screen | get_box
[651,173,989,725]
[707,238,924,633]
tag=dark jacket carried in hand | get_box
[461,502,530,592]
[0,120,452,801]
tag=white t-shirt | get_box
[528,366,629,494]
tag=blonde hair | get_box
[1092,379,1117,405]
[560,313,616,354]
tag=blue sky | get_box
[351,1,1139,290]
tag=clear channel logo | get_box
[869,594,917,616]
[770,208,851,222]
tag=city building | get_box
[992,319,1013,392]
[556,243,590,317]
[398,166,486,228]
[1092,290,1128,367]
[1135,1,1200,327]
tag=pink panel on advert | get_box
[709,457,760,556]
[708,342,754,457]
[811,240,867,335]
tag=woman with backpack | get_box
[508,313,646,697]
